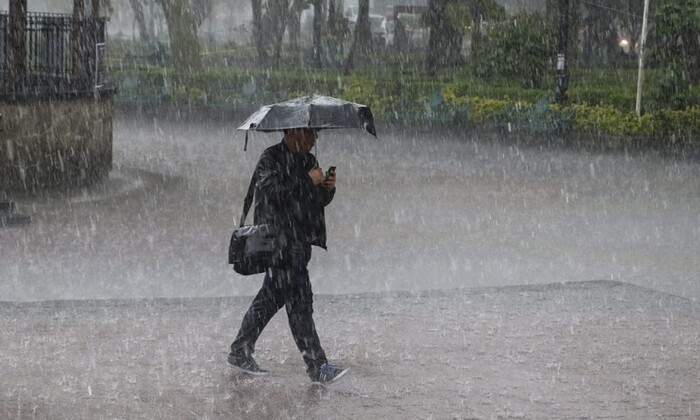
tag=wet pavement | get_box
[1,110,699,302]
[1,281,698,419]
[1,110,699,418]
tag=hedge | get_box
[109,66,700,138]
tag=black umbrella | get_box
[237,95,376,150]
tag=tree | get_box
[425,0,504,74]
[287,0,309,66]
[155,0,210,72]
[250,0,294,67]
[343,0,371,73]
[128,0,151,42]
[577,0,655,67]
[545,0,580,71]
[311,0,325,67]
[473,13,553,89]
[465,0,506,55]
[267,0,290,66]
[650,0,700,108]
[426,0,462,75]
[325,0,349,65]
[654,0,699,84]
[250,0,268,65]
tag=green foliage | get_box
[155,0,203,72]
[172,85,207,105]
[470,0,507,21]
[567,87,636,111]
[444,3,471,35]
[490,99,575,133]
[473,13,554,89]
[343,75,448,120]
[570,104,700,136]
[111,66,348,106]
[442,86,696,137]
[464,97,510,125]
[342,75,393,115]
[650,0,700,109]
[107,51,700,137]
[645,67,700,112]
[654,106,700,134]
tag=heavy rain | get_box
[1,0,699,418]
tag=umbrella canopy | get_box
[238,95,377,138]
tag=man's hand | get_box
[323,171,336,192]
[308,166,325,185]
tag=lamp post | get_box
[635,0,650,116]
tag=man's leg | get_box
[284,247,328,379]
[230,269,284,358]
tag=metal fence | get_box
[0,11,106,98]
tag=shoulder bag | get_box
[228,170,277,275]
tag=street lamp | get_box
[555,0,570,104]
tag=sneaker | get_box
[228,353,268,376]
[312,362,349,385]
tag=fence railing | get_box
[0,11,108,99]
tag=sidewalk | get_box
[2,280,698,419]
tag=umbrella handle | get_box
[244,131,249,152]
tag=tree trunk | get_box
[426,0,448,76]
[343,0,371,73]
[325,0,344,64]
[468,1,481,56]
[311,0,324,67]
[157,0,202,72]
[288,0,302,66]
[251,0,268,66]
[128,0,151,42]
[270,0,290,67]
[567,0,580,72]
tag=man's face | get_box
[286,128,318,153]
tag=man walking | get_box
[229,127,349,385]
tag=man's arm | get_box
[318,171,335,206]
[256,152,316,204]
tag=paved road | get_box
[1,282,698,419]
[1,110,699,301]
[2,110,699,419]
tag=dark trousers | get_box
[230,244,327,377]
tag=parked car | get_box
[393,12,429,51]
[382,18,394,48]
[346,13,388,48]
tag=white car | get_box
[346,13,388,47]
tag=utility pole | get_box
[635,0,650,116]
[554,0,570,104]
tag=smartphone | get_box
[326,166,336,177]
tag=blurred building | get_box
[344,0,545,16]
[0,0,73,13]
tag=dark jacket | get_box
[253,141,335,252]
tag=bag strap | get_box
[239,168,257,228]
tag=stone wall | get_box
[0,96,113,192]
